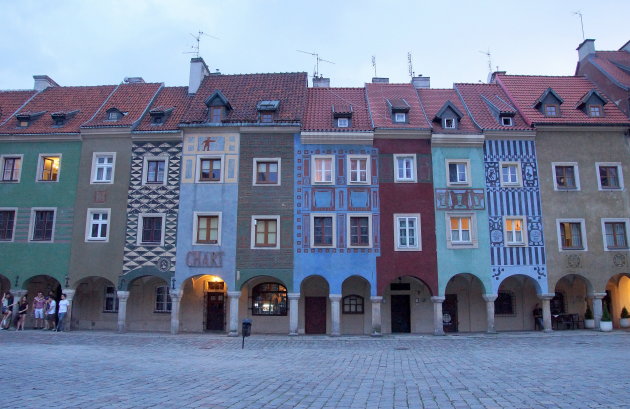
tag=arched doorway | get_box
[0,274,10,296]
[554,273,593,327]
[180,275,228,333]
[72,276,118,330]
[341,276,371,335]
[239,276,288,334]
[300,275,329,335]
[495,274,542,331]
[605,273,630,328]
[23,275,62,329]
[444,273,486,333]
[126,275,171,332]
[383,276,433,334]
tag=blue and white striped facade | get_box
[484,139,548,294]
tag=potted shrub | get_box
[584,305,595,329]
[600,304,613,332]
[620,307,630,328]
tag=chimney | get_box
[312,76,330,88]
[577,39,596,62]
[372,77,389,84]
[124,77,145,83]
[33,75,59,91]
[488,71,507,84]
[411,76,430,89]
[189,57,210,94]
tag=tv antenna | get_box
[407,52,415,78]
[372,56,377,77]
[479,49,492,75]
[573,11,585,40]
[296,50,335,78]
[184,30,220,58]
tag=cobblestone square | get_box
[1,330,629,409]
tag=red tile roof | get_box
[0,90,38,126]
[82,82,162,128]
[416,88,479,133]
[135,87,193,132]
[365,83,430,129]
[182,73,307,124]
[303,88,371,132]
[455,83,532,131]
[0,86,115,134]
[496,74,630,126]
[588,51,630,89]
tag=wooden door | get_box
[305,296,326,334]
[206,292,225,331]
[443,294,458,333]
[390,295,411,333]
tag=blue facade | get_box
[484,139,547,294]
[294,136,380,295]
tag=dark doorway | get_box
[206,292,225,331]
[390,294,411,333]
[443,294,458,333]
[305,296,326,334]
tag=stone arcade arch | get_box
[299,275,330,335]
[123,275,171,332]
[341,275,372,335]
[383,276,433,334]
[605,273,630,328]
[0,274,10,296]
[179,274,229,333]
[72,276,118,330]
[494,274,543,331]
[22,275,62,329]
[239,275,289,335]
[443,273,487,333]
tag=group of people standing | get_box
[1,291,69,332]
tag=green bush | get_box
[621,306,629,319]
[585,305,593,320]
[601,304,612,322]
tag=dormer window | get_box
[588,105,602,117]
[332,104,353,128]
[151,113,164,124]
[534,88,563,117]
[260,112,274,123]
[443,118,457,129]
[205,90,232,124]
[210,107,223,123]
[257,100,279,124]
[501,116,513,126]
[434,101,463,131]
[52,113,66,127]
[106,109,123,121]
[149,107,172,126]
[544,105,558,117]
[387,99,410,124]
[576,89,607,118]
[394,113,407,123]
[337,117,349,128]
[16,114,31,128]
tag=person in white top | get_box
[45,296,56,330]
[55,294,69,332]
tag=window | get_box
[195,213,220,245]
[447,160,470,186]
[91,153,115,184]
[252,283,287,316]
[558,220,586,251]
[394,154,416,182]
[544,105,558,117]
[1,156,22,182]
[151,113,164,125]
[107,110,122,121]
[312,155,334,184]
[260,112,273,123]
[500,162,521,186]
[588,105,602,117]
[311,214,335,247]
[86,209,110,242]
[31,209,55,242]
[155,286,172,312]
[348,155,369,184]
[501,116,513,126]
[395,214,421,251]
[450,216,471,244]
[38,155,60,182]
[446,213,477,248]
[504,217,527,246]
[198,157,222,182]
[601,219,629,251]
[0,210,16,241]
[443,118,456,129]
[337,118,349,128]
[597,163,623,190]
[210,107,223,123]
[553,163,580,190]
[348,215,371,247]
[138,214,165,246]
[494,292,514,315]
[146,159,166,184]
[342,295,364,314]
[253,158,280,186]
[103,286,119,312]
[251,216,280,249]
[394,112,407,123]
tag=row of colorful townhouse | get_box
[1,40,630,336]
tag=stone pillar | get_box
[482,294,497,334]
[592,292,606,330]
[431,296,445,336]
[227,291,241,337]
[116,291,130,333]
[288,293,300,336]
[329,294,342,337]
[540,293,554,332]
[63,289,76,332]
[370,296,383,337]
[170,289,183,335]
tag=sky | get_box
[0,0,628,90]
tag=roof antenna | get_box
[407,52,415,78]
[573,11,585,40]
[184,30,220,58]
[372,56,377,77]
[296,50,335,79]
[479,49,492,75]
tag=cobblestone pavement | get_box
[1,329,629,409]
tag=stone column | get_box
[540,293,554,332]
[431,296,445,336]
[63,289,76,332]
[370,296,383,337]
[227,291,241,337]
[170,289,183,335]
[329,294,342,337]
[592,292,607,330]
[116,291,130,333]
[482,294,497,334]
[288,293,300,336]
